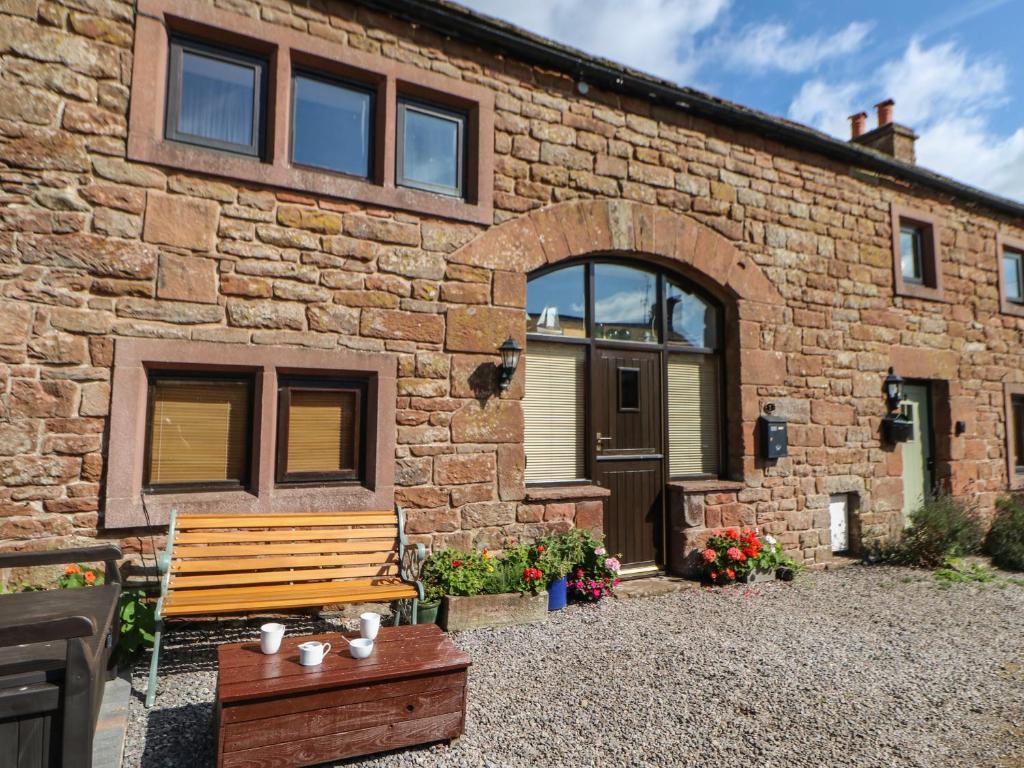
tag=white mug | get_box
[349,638,374,659]
[260,623,285,655]
[298,641,331,666]
[359,612,381,641]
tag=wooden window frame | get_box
[128,0,494,225]
[1007,385,1024,490]
[396,98,466,199]
[143,370,255,494]
[997,233,1024,318]
[275,377,366,486]
[165,35,267,158]
[891,204,944,301]
[290,68,375,180]
[524,258,727,487]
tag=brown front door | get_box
[591,346,664,570]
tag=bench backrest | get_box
[166,511,405,594]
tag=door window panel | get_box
[526,265,586,337]
[523,342,586,482]
[593,264,658,343]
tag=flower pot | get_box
[417,600,440,625]
[776,566,796,582]
[439,591,548,632]
[547,577,568,611]
[742,567,775,584]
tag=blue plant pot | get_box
[547,576,568,611]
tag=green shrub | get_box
[890,493,984,568]
[986,494,1024,571]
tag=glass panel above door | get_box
[666,281,718,349]
[593,264,658,343]
[526,265,586,337]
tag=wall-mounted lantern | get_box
[884,367,905,413]
[881,367,912,443]
[498,336,522,392]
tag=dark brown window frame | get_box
[524,257,727,486]
[997,233,1024,318]
[165,35,268,158]
[275,377,366,486]
[891,204,944,302]
[129,0,494,225]
[289,67,376,181]
[1007,383,1024,491]
[396,98,467,198]
[143,370,256,494]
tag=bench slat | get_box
[174,527,398,544]
[163,582,417,616]
[173,541,399,558]
[168,579,412,602]
[171,552,399,574]
[170,564,399,589]
[175,513,395,529]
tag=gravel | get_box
[124,566,1024,768]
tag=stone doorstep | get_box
[93,673,132,768]
[614,575,699,600]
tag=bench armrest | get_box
[0,615,96,648]
[0,546,122,585]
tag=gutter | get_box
[360,0,1024,222]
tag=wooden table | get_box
[215,624,470,768]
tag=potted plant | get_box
[699,528,759,585]
[745,533,791,583]
[537,531,584,611]
[567,531,621,603]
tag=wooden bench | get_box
[146,508,423,708]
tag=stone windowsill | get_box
[667,479,746,494]
[524,484,612,502]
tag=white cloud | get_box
[788,79,863,138]
[723,21,873,74]
[787,37,1024,200]
[459,0,730,82]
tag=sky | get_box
[457,0,1024,202]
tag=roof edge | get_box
[359,0,1024,222]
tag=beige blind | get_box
[667,353,720,476]
[523,342,585,482]
[287,389,357,474]
[147,379,249,485]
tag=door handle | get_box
[596,432,612,452]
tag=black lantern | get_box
[498,336,522,392]
[884,367,905,412]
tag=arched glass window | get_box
[524,260,723,484]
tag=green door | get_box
[901,383,934,524]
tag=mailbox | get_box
[758,414,788,459]
[882,414,914,443]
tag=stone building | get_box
[1,0,1023,577]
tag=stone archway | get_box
[448,199,783,308]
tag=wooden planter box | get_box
[440,591,548,632]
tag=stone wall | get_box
[1,0,1023,577]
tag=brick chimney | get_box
[850,99,918,164]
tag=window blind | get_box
[147,379,250,486]
[667,353,720,477]
[286,389,357,474]
[523,342,586,482]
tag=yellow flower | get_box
[482,548,492,560]
[487,565,495,573]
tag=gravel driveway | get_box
[125,566,1024,768]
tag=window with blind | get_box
[523,342,586,483]
[144,375,252,490]
[276,378,364,484]
[667,353,720,477]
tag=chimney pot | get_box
[849,111,868,139]
[875,98,895,127]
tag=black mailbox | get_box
[882,414,914,443]
[759,414,788,459]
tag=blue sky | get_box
[459,0,1024,202]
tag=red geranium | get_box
[451,560,463,568]
[725,528,740,541]
[702,548,717,563]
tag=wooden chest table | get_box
[215,624,470,768]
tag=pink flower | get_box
[594,546,606,556]
[604,557,621,573]
[702,548,716,563]
[726,547,743,561]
